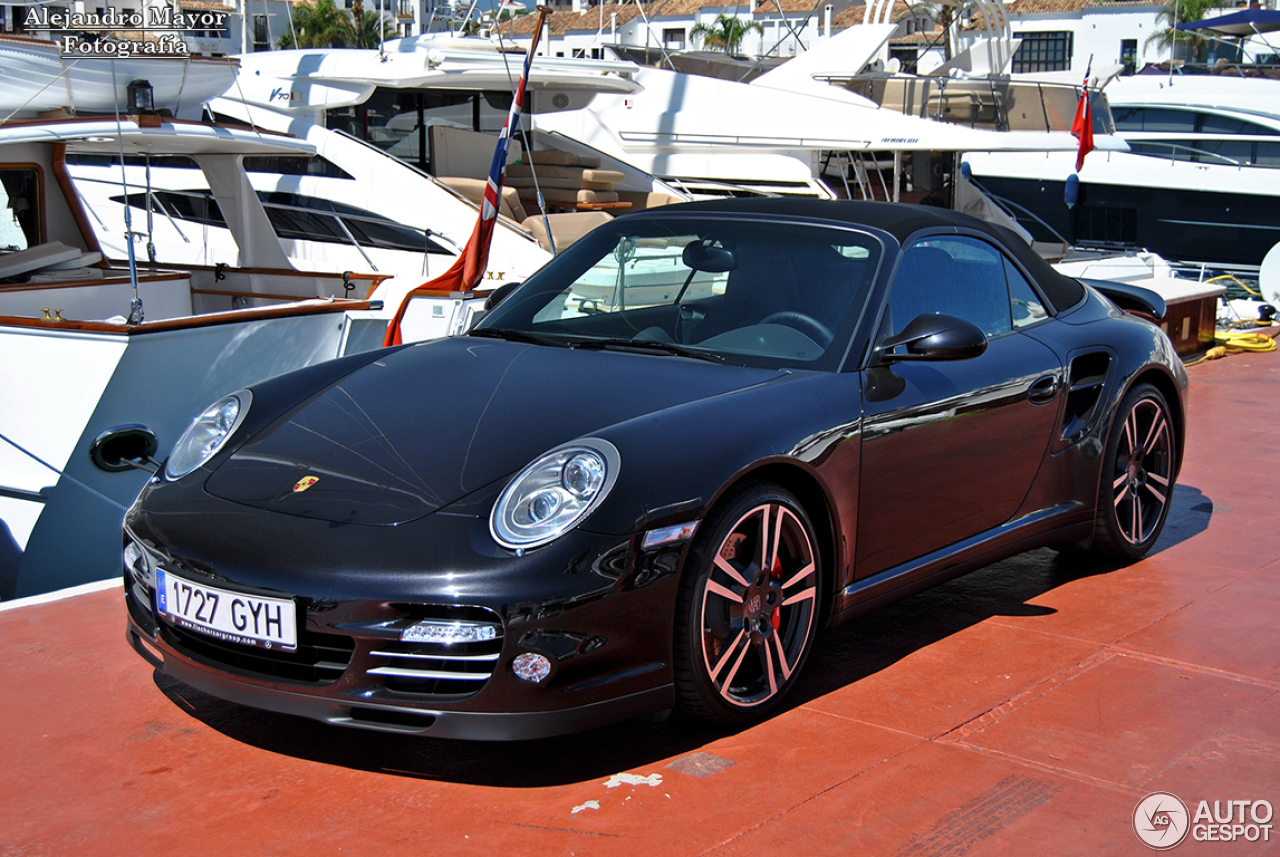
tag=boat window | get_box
[1113,107,1198,133]
[1198,114,1280,136]
[107,189,453,255]
[481,217,883,371]
[241,155,354,179]
[0,168,42,250]
[1256,142,1280,166]
[1193,139,1254,165]
[64,154,202,169]
[69,153,350,182]
[327,88,526,172]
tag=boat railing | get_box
[820,75,1108,135]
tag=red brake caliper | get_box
[770,555,782,631]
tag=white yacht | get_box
[200,41,685,272]
[967,72,1280,271]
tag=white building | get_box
[973,0,1169,76]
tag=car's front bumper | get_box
[122,499,690,740]
[126,616,673,739]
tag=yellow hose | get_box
[1185,332,1275,366]
[1216,331,1276,353]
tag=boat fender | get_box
[960,161,972,180]
[1064,173,1079,208]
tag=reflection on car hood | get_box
[203,335,781,524]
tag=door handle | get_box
[1028,374,1060,404]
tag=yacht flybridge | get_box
[0,34,236,118]
[202,40,686,272]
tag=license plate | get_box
[156,569,297,652]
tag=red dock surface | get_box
[2,355,1277,856]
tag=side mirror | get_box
[484,281,522,311]
[89,424,160,474]
[878,313,987,363]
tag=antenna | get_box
[109,58,144,326]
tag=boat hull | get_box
[0,311,358,599]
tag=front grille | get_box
[367,604,503,698]
[161,622,355,685]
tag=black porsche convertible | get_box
[111,199,1187,740]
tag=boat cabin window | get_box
[67,152,351,179]
[327,87,523,173]
[0,167,42,251]
[1114,106,1280,137]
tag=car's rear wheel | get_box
[1093,383,1176,560]
[674,482,820,724]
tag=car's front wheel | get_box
[1093,383,1176,560]
[674,482,820,724]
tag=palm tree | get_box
[690,14,764,56]
[1145,0,1218,62]
[354,8,396,48]
[279,0,356,48]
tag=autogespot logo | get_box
[1134,792,1190,850]
[1134,792,1275,848]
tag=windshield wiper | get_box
[467,328,567,347]
[571,337,728,363]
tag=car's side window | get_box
[1006,257,1049,328]
[889,235,1029,338]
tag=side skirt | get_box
[828,504,1093,626]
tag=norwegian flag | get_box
[1071,57,1095,174]
[383,6,551,348]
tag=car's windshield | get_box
[477,215,884,370]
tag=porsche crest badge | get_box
[293,475,320,493]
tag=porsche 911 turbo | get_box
[108,199,1188,740]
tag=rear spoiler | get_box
[1079,278,1167,321]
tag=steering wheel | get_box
[759,312,834,349]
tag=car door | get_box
[855,233,1064,577]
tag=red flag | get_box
[382,7,551,348]
[1071,63,1094,173]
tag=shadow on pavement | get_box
[155,483,1213,787]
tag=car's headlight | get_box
[165,390,252,480]
[490,439,620,550]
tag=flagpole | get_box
[381,5,552,348]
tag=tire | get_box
[1092,383,1176,560]
[674,482,821,724]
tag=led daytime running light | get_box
[400,620,499,645]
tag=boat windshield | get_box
[476,215,883,371]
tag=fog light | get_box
[512,652,551,683]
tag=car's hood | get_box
[203,336,783,524]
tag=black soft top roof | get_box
[638,198,1086,314]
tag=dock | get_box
[2,352,1277,856]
